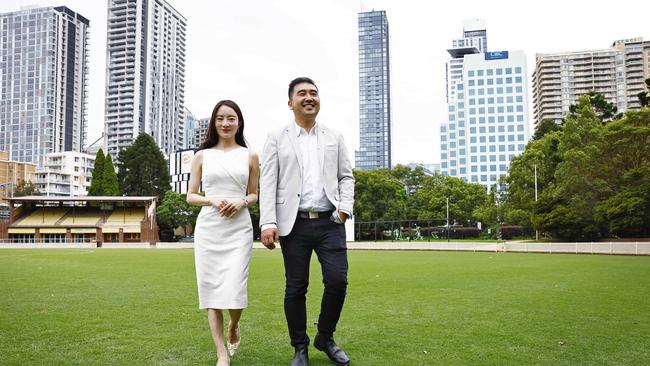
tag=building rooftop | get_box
[3,196,157,203]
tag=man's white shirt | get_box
[295,122,335,213]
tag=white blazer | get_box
[259,122,355,237]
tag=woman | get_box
[187,100,259,366]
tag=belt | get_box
[297,211,332,219]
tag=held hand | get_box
[218,198,245,218]
[261,228,278,250]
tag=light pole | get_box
[446,197,450,242]
[534,164,539,241]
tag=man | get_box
[260,77,354,366]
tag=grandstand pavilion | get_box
[0,196,158,245]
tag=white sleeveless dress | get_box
[193,147,253,309]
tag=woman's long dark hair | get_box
[197,100,247,150]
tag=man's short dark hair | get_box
[288,77,317,99]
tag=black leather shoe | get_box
[291,344,309,366]
[314,334,350,366]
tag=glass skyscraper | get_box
[104,0,186,159]
[356,10,391,170]
[0,6,89,167]
[440,21,531,189]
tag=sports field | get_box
[0,249,648,365]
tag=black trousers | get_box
[280,215,348,347]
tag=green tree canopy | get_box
[117,133,170,199]
[353,169,407,222]
[533,118,562,141]
[13,179,38,197]
[568,91,621,122]
[101,154,120,196]
[88,149,105,196]
[412,174,489,225]
[156,191,200,240]
[593,108,650,237]
[503,92,650,240]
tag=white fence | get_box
[0,241,649,255]
[503,242,650,255]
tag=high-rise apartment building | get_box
[194,117,210,149]
[532,38,650,127]
[34,151,95,196]
[440,21,531,188]
[356,10,391,170]
[104,0,186,159]
[0,6,89,167]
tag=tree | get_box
[593,108,650,237]
[101,154,120,196]
[637,78,650,107]
[13,179,38,196]
[501,130,562,229]
[117,133,170,199]
[533,118,562,140]
[389,165,429,219]
[156,191,200,241]
[533,95,608,240]
[353,169,407,222]
[568,91,621,122]
[411,174,489,225]
[88,149,105,196]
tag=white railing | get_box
[503,242,650,255]
[0,241,648,255]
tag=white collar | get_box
[293,121,318,137]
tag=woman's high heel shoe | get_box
[226,322,240,357]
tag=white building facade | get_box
[104,0,186,159]
[0,6,89,167]
[34,151,95,196]
[441,23,531,189]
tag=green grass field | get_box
[0,249,649,366]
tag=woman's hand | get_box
[216,198,246,218]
